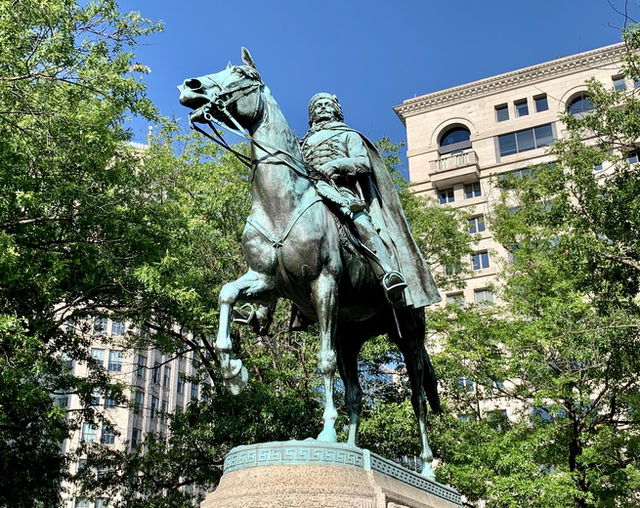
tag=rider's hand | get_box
[319,160,339,178]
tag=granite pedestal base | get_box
[202,440,460,508]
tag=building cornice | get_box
[394,43,627,123]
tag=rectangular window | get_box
[515,128,535,151]
[458,413,477,422]
[93,316,107,334]
[471,251,490,271]
[131,428,141,448]
[493,379,505,390]
[613,75,626,91]
[628,150,640,164]
[446,292,464,306]
[161,400,169,421]
[474,288,494,306]
[457,376,474,393]
[133,391,144,414]
[82,423,97,442]
[498,123,555,157]
[534,123,554,147]
[498,132,517,156]
[177,373,185,394]
[152,361,161,384]
[151,396,159,418]
[55,396,69,409]
[163,366,171,389]
[104,397,117,408]
[468,215,486,233]
[464,182,481,199]
[75,499,91,508]
[512,168,532,179]
[514,99,528,117]
[111,320,125,336]
[136,355,146,380]
[534,94,549,112]
[101,425,116,445]
[190,383,199,401]
[438,187,454,204]
[635,78,640,89]
[495,104,509,122]
[593,163,603,172]
[107,350,122,372]
[90,348,104,367]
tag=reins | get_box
[188,81,325,184]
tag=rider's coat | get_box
[301,121,441,309]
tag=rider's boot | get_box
[352,213,407,306]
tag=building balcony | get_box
[429,150,479,187]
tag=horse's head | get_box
[178,48,263,129]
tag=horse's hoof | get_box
[223,364,249,395]
[420,465,436,481]
[223,358,243,379]
[316,428,338,443]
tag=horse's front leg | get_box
[311,270,339,442]
[217,269,275,395]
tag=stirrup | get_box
[232,303,256,326]
[382,271,407,302]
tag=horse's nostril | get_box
[185,78,202,91]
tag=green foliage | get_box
[0,316,69,507]
[426,27,640,507]
[0,0,162,504]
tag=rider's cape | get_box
[327,125,441,309]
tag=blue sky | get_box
[120,0,635,159]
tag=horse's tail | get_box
[422,348,442,414]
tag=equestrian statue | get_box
[178,48,442,478]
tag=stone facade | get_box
[395,42,627,421]
[58,317,206,507]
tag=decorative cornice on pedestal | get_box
[223,439,462,505]
[394,43,627,123]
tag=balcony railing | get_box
[430,150,478,173]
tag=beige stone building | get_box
[57,317,204,507]
[394,42,629,418]
[396,42,627,307]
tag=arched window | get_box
[566,93,594,117]
[439,126,471,155]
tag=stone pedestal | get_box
[202,440,460,508]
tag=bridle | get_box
[188,71,325,183]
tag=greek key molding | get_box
[223,440,461,505]
[394,43,626,121]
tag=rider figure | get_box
[301,92,407,304]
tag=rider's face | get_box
[313,98,337,123]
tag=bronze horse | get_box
[178,49,441,477]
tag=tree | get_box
[426,28,640,507]
[0,1,160,505]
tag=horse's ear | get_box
[241,47,258,70]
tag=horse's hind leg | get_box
[392,309,436,479]
[217,270,275,395]
[336,329,365,446]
